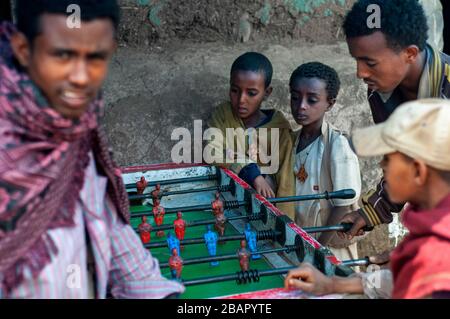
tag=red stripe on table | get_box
[220,288,292,299]
[287,222,322,249]
[326,255,342,265]
[121,163,207,173]
[222,168,250,189]
[219,287,342,299]
[254,194,283,216]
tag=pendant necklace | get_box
[296,140,314,183]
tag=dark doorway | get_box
[0,0,12,22]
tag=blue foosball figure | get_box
[167,232,180,256]
[204,225,219,266]
[244,223,260,260]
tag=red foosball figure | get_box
[173,211,187,249]
[214,209,226,238]
[136,176,148,195]
[169,248,183,280]
[237,239,251,271]
[152,199,165,237]
[138,216,152,244]
[211,192,224,218]
[151,184,161,205]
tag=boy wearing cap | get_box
[285,99,450,299]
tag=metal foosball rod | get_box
[128,184,232,200]
[182,267,295,286]
[143,222,358,249]
[182,257,373,286]
[160,244,300,268]
[134,204,355,233]
[161,247,371,269]
[158,224,365,269]
[340,257,370,267]
[304,222,373,233]
[131,189,356,218]
[144,230,280,249]
[267,189,356,204]
[133,213,262,233]
[137,220,371,257]
[139,217,353,235]
[125,174,217,190]
[131,201,238,218]
[302,223,353,234]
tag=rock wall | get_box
[117,0,354,46]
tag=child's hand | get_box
[284,263,334,295]
[253,175,275,198]
[336,210,367,240]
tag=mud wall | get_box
[117,0,354,46]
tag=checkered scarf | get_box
[0,22,129,293]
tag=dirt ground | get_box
[118,0,353,47]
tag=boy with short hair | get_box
[287,62,362,262]
[340,0,450,238]
[0,0,183,298]
[207,52,294,214]
[285,99,450,299]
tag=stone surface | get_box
[117,0,355,47]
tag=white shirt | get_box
[294,131,361,232]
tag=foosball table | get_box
[122,163,368,299]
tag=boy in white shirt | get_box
[288,62,362,262]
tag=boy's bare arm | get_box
[331,276,365,295]
[284,263,364,296]
[339,178,405,239]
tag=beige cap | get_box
[352,98,450,171]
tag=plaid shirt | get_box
[1,152,184,298]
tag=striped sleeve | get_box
[358,179,405,227]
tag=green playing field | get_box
[130,203,284,299]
